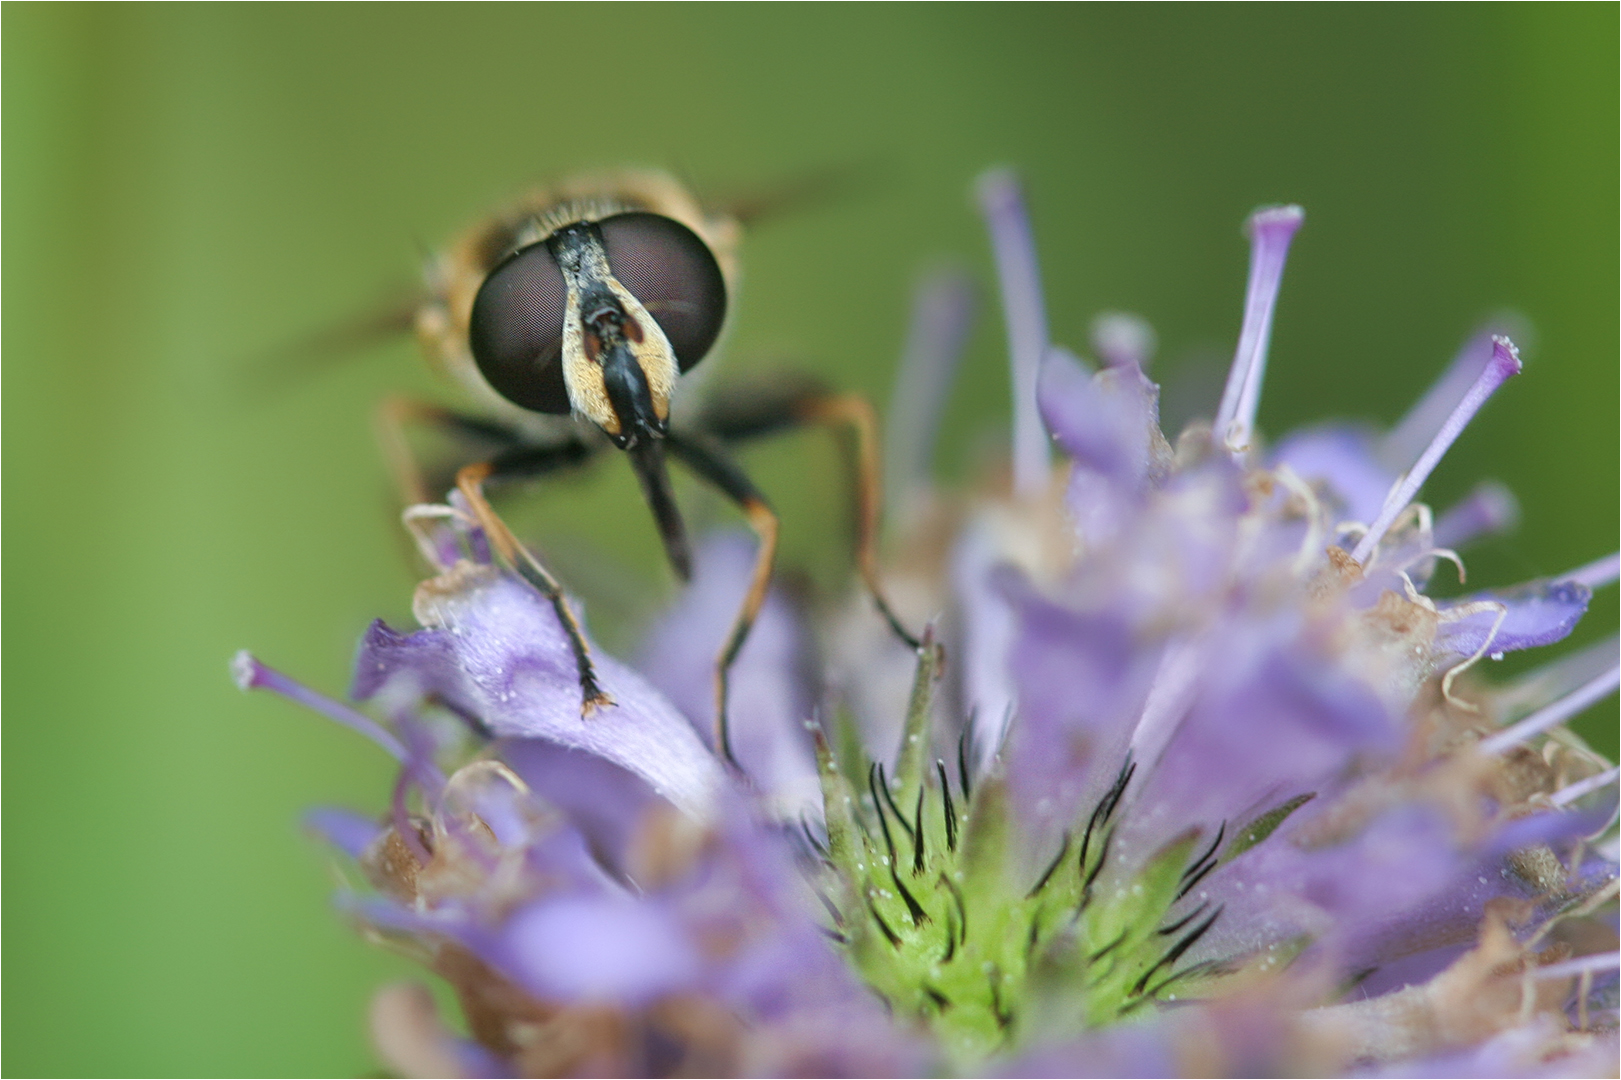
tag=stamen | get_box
[1350,337,1522,565]
[1531,952,1621,980]
[1495,634,1620,721]
[233,651,407,762]
[1090,312,1156,370]
[883,268,977,521]
[1478,665,1620,755]
[390,761,432,866]
[1432,481,1519,550]
[1550,766,1620,808]
[1566,552,1620,590]
[1271,463,1326,575]
[1213,205,1305,457]
[976,169,1052,496]
[1434,597,1506,707]
[1380,329,1502,471]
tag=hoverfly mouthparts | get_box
[468,211,727,448]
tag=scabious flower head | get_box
[239,169,1619,1077]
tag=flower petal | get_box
[1037,346,1161,490]
[637,532,820,818]
[353,565,724,820]
[502,895,700,1005]
[1268,425,1394,524]
[304,806,383,859]
[1434,578,1591,658]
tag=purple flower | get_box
[240,169,1618,1077]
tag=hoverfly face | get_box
[467,211,727,449]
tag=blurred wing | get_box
[233,284,424,398]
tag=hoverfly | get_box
[377,170,918,766]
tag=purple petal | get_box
[884,268,977,515]
[352,567,724,819]
[977,168,1052,496]
[1432,481,1519,550]
[1192,804,1464,974]
[1127,631,1400,848]
[1003,578,1165,851]
[1037,346,1159,489]
[951,516,1022,762]
[636,532,820,817]
[502,895,700,1005]
[1268,425,1395,524]
[304,806,382,859]
[1434,578,1591,659]
[495,737,666,875]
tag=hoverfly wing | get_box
[234,284,424,399]
[709,161,884,227]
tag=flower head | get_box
[240,169,1618,1077]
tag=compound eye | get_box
[599,213,727,372]
[468,241,571,413]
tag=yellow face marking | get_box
[556,234,679,437]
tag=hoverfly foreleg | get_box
[377,395,538,505]
[456,460,614,717]
[697,379,925,652]
[379,394,598,501]
[663,432,779,772]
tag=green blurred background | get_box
[6,5,1615,1075]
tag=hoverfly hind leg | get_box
[664,432,779,771]
[697,379,926,652]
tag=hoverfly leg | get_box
[796,392,925,653]
[664,433,779,772]
[698,380,925,653]
[376,395,532,506]
[455,461,615,717]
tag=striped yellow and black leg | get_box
[456,460,613,716]
[665,432,780,770]
[696,377,923,651]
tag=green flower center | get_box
[810,643,1311,1064]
